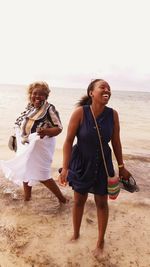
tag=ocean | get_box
[0,84,150,160]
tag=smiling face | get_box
[30,87,47,108]
[28,82,50,108]
[89,80,111,105]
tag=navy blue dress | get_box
[67,105,115,195]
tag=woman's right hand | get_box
[58,168,68,186]
[119,166,131,181]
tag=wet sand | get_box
[0,152,150,267]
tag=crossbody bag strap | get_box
[90,106,109,177]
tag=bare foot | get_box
[92,247,104,259]
[24,196,31,201]
[69,234,80,243]
[92,241,105,259]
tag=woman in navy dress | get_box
[59,79,131,257]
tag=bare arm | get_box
[59,107,83,185]
[111,110,131,179]
[111,110,123,165]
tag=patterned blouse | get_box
[15,101,62,137]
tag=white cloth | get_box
[0,128,56,186]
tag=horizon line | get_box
[0,83,150,93]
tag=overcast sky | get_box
[0,0,150,91]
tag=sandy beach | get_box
[0,151,150,267]
[0,86,150,266]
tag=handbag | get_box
[90,106,120,200]
[8,135,17,152]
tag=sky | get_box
[0,0,150,91]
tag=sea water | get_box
[0,84,150,160]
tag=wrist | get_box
[59,167,68,173]
[62,167,68,171]
[118,163,124,169]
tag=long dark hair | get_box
[77,79,103,106]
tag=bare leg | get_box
[23,182,32,201]
[71,191,88,241]
[92,194,108,257]
[40,178,67,203]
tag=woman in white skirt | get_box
[1,81,67,203]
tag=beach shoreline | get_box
[0,85,150,266]
[0,149,150,266]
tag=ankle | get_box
[24,196,31,201]
[70,233,80,241]
[97,239,104,249]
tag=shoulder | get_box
[111,109,119,126]
[74,105,90,116]
[48,103,56,111]
[72,106,83,116]
[48,103,60,115]
[105,106,114,113]
[105,107,118,117]
[69,106,84,124]
[112,109,119,118]
[71,105,90,125]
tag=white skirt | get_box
[0,128,56,186]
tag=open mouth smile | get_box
[102,94,110,99]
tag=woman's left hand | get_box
[119,167,131,180]
[37,127,48,138]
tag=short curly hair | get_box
[27,81,51,102]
